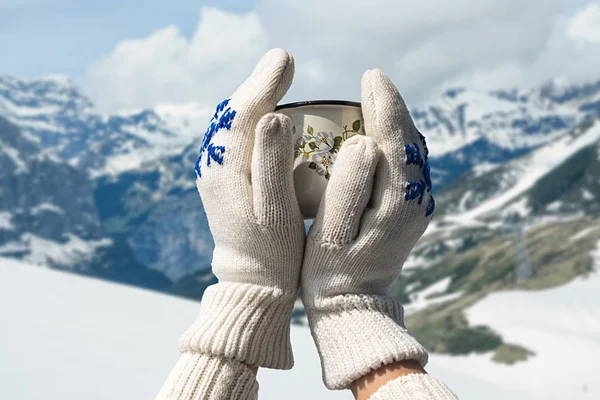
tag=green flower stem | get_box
[342,128,360,141]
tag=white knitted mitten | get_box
[181,48,304,369]
[301,69,435,390]
[159,48,304,399]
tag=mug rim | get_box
[275,100,361,111]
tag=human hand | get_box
[179,48,305,370]
[301,68,434,389]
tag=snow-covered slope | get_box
[0,258,344,399]
[434,239,600,399]
[2,252,600,399]
[434,119,600,226]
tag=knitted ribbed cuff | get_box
[179,282,296,369]
[370,373,458,400]
[156,352,258,400]
[306,294,428,390]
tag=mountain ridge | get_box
[2,73,600,298]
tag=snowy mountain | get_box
[0,75,198,176]
[0,116,170,290]
[433,118,600,225]
[93,147,214,281]
[419,80,600,186]
[2,255,599,399]
[0,74,216,282]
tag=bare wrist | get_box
[351,360,426,400]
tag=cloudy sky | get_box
[2,0,600,113]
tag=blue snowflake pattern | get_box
[405,132,435,217]
[194,99,237,178]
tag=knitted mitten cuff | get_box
[156,352,258,400]
[306,294,428,390]
[179,282,296,369]
[369,373,458,400]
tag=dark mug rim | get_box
[275,100,361,111]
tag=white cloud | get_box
[568,3,600,43]
[257,0,561,104]
[85,1,600,113]
[453,9,600,93]
[85,7,268,113]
